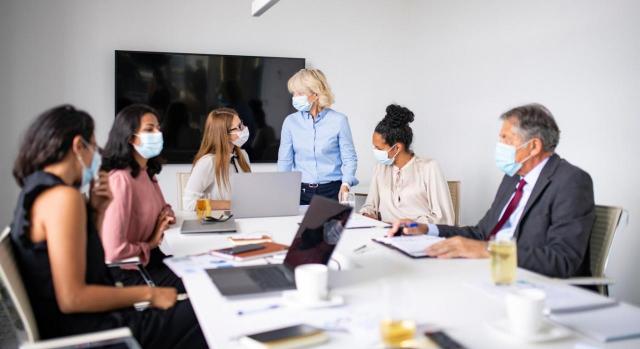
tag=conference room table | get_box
[160,209,639,349]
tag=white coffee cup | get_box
[505,288,546,336]
[294,264,329,303]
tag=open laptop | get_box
[206,196,352,297]
[230,172,301,218]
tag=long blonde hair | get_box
[192,108,251,192]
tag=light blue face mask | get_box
[292,95,312,112]
[78,141,102,189]
[495,140,532,177]
[134,132,163,159]
[372,144,399,166]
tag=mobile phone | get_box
[424,330,467,349]
[218,243,265,255]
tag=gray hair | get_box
[500,103,560,152]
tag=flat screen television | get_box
[115,50,305,163]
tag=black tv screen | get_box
[115,50,305,163]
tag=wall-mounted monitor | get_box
[115,50,305,163]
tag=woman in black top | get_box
[10,105,206,348]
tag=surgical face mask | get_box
[292,95,312,112]
[495,140,533,177]
[372,144,399,166]
[77,143,102,190]
[134,132,163,159]
[230,127,250,147]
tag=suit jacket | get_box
[437,154,595,278]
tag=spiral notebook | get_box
[372,235,444,258]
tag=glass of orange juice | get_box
[196,193,211,220]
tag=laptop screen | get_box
[283,196,352,269]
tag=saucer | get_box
[487,318,572,343]
[282,290,345,309]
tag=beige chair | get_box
[0,227,140,348]
[447,181,461,226]
[176,172,191,211]
[558,205,628,296]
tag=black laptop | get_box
[206,196,352,297]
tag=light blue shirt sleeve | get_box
[277,118,294,172]
[427,223,440,237]
[338,116,359,187]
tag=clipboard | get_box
[372,235,444,259]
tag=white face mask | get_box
[372,144,399,166]
[230,127,250,147]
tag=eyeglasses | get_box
[228,121,245,133]
[202,213,234,224]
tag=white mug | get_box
[294,264,329,303]
[505,288,547,336]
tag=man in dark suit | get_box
[389,104,595,278]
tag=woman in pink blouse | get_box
[101,104,182,291]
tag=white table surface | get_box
[160,211,640,349]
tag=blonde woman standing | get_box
[182,107,252,211]
[278,68,358,204]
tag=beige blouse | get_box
[359,156,455,225]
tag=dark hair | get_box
[13,105,94,187]
[374,104,415,149]
[102,104,163,179]
[500,103,560,152]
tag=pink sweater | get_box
[101,169,170,266]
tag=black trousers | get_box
[109,248,185,293]
[300,180,341,205]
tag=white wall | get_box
[1,0,638,305]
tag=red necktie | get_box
[487,178,527,240]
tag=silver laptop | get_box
[181,217,236,234]
[230,172,301,218]
[207,196,352,297]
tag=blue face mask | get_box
[292,95,312,112]
[495,140,532,177]
[134,132,163,159]
[78,142,102,190]
[372,144,399,166]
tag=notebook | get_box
[210,242,288,261]
[550,302,640,342]
[372,235,444,258]
[239,324,328,349]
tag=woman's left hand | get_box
[90,171,113,214]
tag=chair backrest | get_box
[176,172,191,211]
[447,181,461,226]
[589,205,626,278]
[0,227,39,342]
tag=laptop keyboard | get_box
[247,267,291,290]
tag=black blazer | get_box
[437,154,595,278]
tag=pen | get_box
[237,304,281,316]
[394,222,418,237]
[353,244,367,252]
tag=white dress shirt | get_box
[428,156,550,237]
[182,150,251,211]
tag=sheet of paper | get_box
[467,279,617,314]
[550,302,640,342]
[373,235,444,257]
[345,214,389,229]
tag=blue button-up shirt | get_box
[277,108,359,186]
